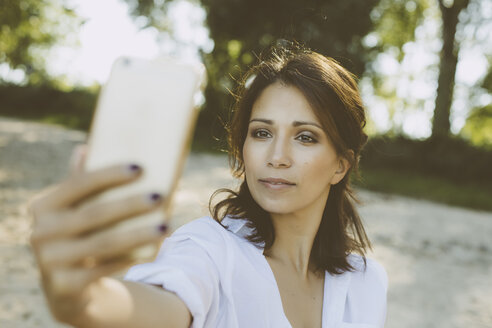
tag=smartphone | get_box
[84,56,206,260]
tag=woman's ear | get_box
[330,150,353,185]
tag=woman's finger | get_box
[40,221,168,268]
[34,192,164,241]
[42,163,143,210]
[49,258,135,297]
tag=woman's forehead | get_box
[249,82,320,125]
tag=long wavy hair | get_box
[209,46,371,275]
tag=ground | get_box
[0,116,491,327]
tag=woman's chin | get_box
[257,201,297,215]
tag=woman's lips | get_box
[258,178,296,190]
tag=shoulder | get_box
[163,216,249,255]
[171,215,248,240]
[150,216,253,275]
[166,216,228,249]
[172,216,224,237]
[347,254,388,294]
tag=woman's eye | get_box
[252,129,271,138]
[296,134,317,143]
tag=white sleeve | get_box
[124,218,225,328]
[345,257,388,327]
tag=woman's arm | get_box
[72,278,191,328]
[29,145,192,327]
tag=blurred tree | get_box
[123,0,486,145]
[122,0,379,147]
[366,0,492,137]
[431,0,471,138]
[363,0,430,135]
[0,0,81,85]
[367,0,478,139]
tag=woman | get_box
[29,47,387,328]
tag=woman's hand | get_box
[28,145,168,325]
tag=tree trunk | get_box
[432,0,470,139]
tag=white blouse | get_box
[124,216,388,328]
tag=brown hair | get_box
[210,46,371,275]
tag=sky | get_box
[36,0,492,138]
[47,0,213,86]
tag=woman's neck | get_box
[264,206,324,278]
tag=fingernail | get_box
[126,164,142,175]
[147,193,163,204]
[157,224,168,234]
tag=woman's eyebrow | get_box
[292,121,323,129]
[249,118,273,125]
[249,118,322,129]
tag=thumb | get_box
[69,144,88,175]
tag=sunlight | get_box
[47,0,212,86]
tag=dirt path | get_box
[0,116,491,328]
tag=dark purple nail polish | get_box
[130,164,142,172]
[148,193,163,203]
[127,164,142,175]
[157,224,168,234]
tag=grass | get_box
[0,113,89,132]
[38,114,85,131]
[354,168,492,212]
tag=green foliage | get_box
[0,0,81,84]
[370,0,429,60]
[459,55,492,148]
[201,0,379,74]
[360,135,492,187]
[0,84,97,131]
[355,168,492,211]
[123,0,173,31]
[460,104,492,149]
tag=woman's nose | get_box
[267,136,292,168]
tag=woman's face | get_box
[243,82,348,216]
